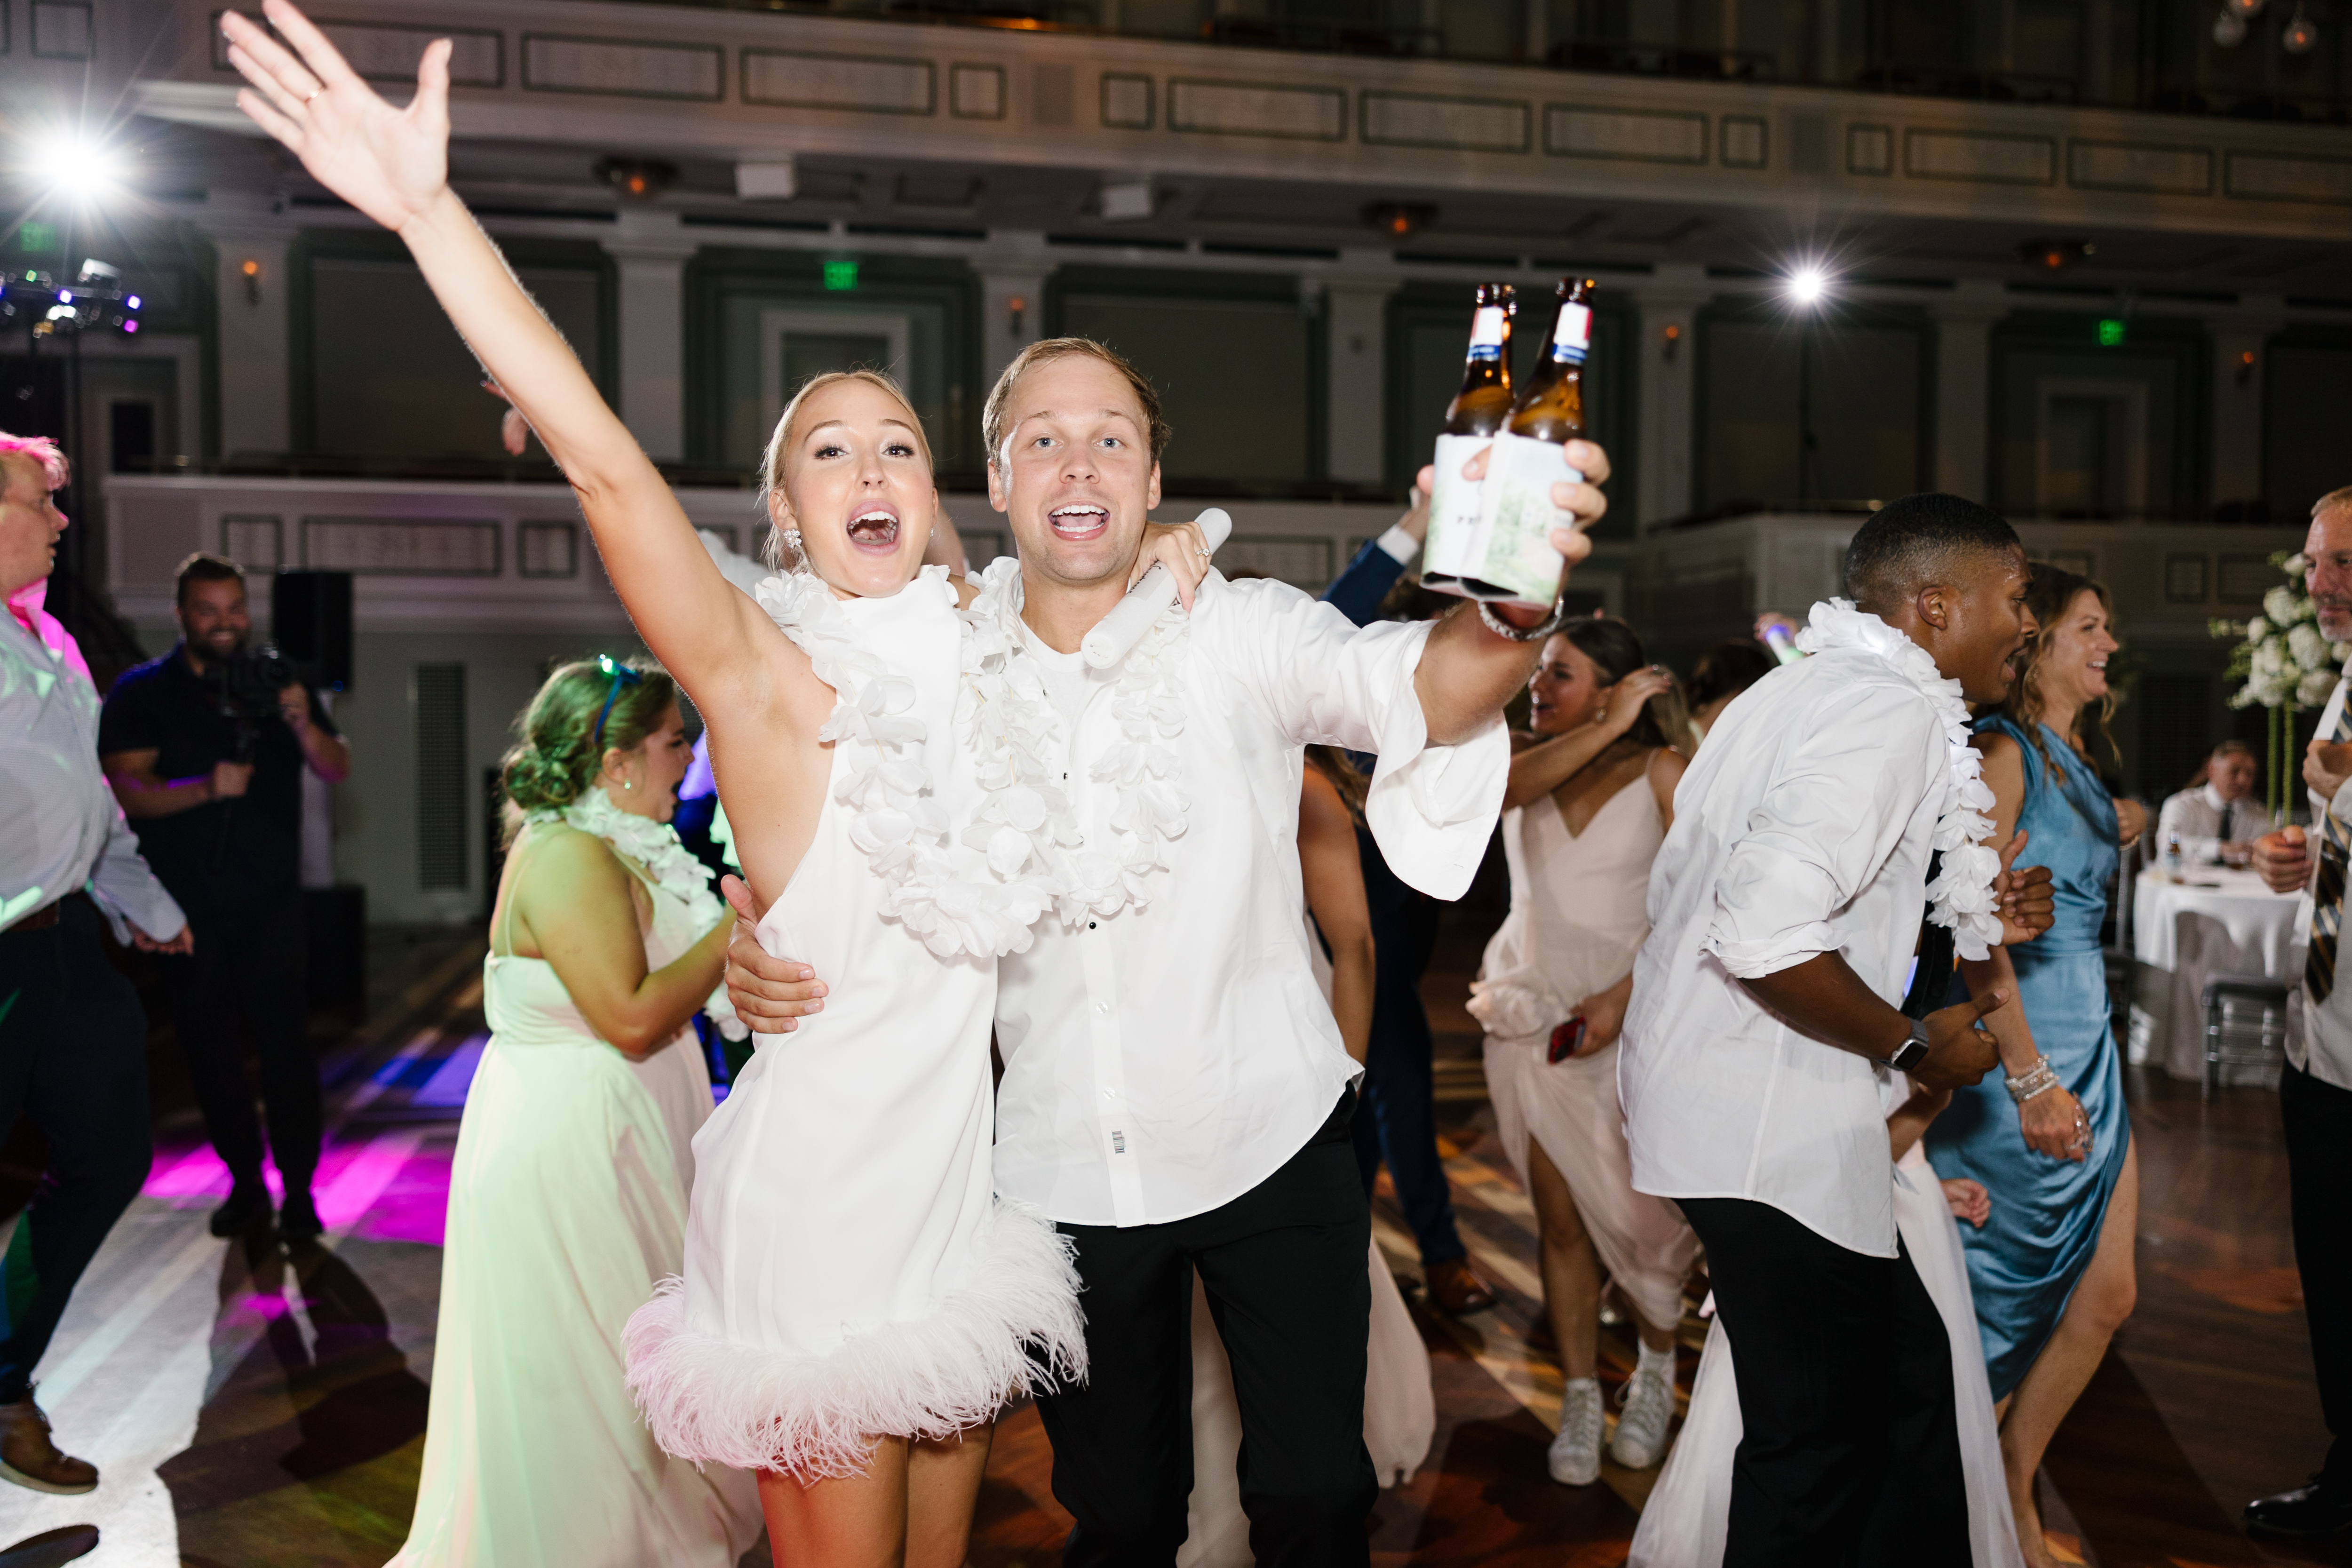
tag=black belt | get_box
[2,891,90,937]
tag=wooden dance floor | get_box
[0,916,2338,1567]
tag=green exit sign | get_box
[2096,318,2127,347]
[16,222,58,254]
[822,258,858,291]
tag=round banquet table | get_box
[2129,865,2309,1085]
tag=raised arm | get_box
[222,0,771,711]
[1502,666,1673,812]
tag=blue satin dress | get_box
[1926,714,2130,1401]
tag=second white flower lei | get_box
[1794,598,2004,962]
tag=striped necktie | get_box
[2309,687,2352,1002]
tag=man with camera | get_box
[99,553,349,1243]
[3,432,188,1505]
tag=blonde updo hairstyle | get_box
[500,656,677,842]
[756,368,934,570]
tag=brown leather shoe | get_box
[0,1402,96,1495]
[1425,1257,1499,1316]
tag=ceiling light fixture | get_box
[1098,178,1154,222]
[1784,265,1828,307]
[1363,201,1437,240]
[2284,2,2318,53]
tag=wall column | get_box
[973,231,1055,398]
[196,194,295,459]
[603,210,698,463]
[2208,295,2287,513]
[1929,280,2007,503]
[1325,256,1398,486]
[1629,264,1711,531]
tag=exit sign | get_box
[2096,318,2127,347]
[16,222,58,254]
[822,259,858,291]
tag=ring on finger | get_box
[304,87,323,103]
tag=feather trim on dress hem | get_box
[622,1199,1088,1480]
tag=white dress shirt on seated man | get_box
[1618,610,1952,1259]
[2,581,185,941]
[2297,674,2352,1092]
[2155,780,2265,861]
[990,571,1509,1229]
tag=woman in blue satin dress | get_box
[1929,563,2144,1568]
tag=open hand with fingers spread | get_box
[221,0,454,232]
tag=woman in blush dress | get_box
[1177,748,1435,1568]
[1930,564,2145,1568]
[1468,617,1698,1488]
[391,661,761,1567]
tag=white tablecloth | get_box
[2130,866,2308,1084]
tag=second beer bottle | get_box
[1419,282,1514,598]
[1458,277,1596,606]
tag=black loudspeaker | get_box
[271,570,353,691]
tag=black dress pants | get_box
[0,897,153,1403]
[1678,1196,1971,1568]
[163,888,319,1192]
[1037,1094,1376,1568]
[2282,1060,2352,1492]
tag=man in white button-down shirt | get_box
[731,339,1588,1563]
[0,433,189,1499]
[2246,486,2352,1540]
[1621,494,2035,1565]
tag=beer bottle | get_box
[1419,283,1514,598]
[1461,277,1595,605]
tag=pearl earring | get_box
[623,780,634,791]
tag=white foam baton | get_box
[1080,507,1232,670]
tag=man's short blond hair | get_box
[2314,485,2352,522]
[982,337,1171,469]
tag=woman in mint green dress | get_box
[1929,564,2145,1568]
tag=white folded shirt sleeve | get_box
[1702,683,1944,979]
[1203,577,1509,900]
[2331,774,2352,829]
[86,801,187,944]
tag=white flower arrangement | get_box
[2211,550,2352,825]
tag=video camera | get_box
[206,644,301,762]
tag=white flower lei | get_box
[530,785,746,1040]
[755,564,1051,959]
[958,557,1192,926]
[1793,598,2004,962]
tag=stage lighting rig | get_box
[0,258,143,336]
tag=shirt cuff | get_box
[1359,623,1510,901]
[1375,525,1421,566]
[1701,920,1841,979]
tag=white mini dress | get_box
[624,566,1087,1480]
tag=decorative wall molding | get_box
[1545,104,1706,164]
[1848,123,1893,175]
[314,18,503,87]
[1360,91,1530,154]
[1720,115,1768,168]
[1100,71,1153,129]
[2069,139,2213,196]
[303,517,504,575]
[949,61,1002,120]
[741,49,932,115]
[30,0,91,59]
[521,33,722,101]
[516,521,579,578]
[2226,151,2352,206]
[1905,128,2056,185]
[1168,77,1346,141]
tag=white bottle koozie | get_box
[1421,432,1492,589]
[1468,430,1581,606]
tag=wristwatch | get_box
[1888,1016,1932,1075]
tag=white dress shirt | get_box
[2296,674,2352,1090]
[1619,623,1951,1259]
[991,573,1509,1228]
[1,588,185,942]
[2155,781,2263,861]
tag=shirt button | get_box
[1088,921,1097,930]
[1101,1087,1116,1099]
[1095,1002,1110,1015]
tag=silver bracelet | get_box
[1475,596,1568,643]
[2004,1056,2060,1104]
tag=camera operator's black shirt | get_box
[97,645,338,911]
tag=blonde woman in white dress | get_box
[220,13,1211,1560]
[1468,618,1699,1488]
[1178,749,1436,1567]
[392,659,760,1567]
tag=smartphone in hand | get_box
[1548,1016,1587,1065]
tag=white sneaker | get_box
[1610,1357,1676,1470]
[1549,1378,1605,1485]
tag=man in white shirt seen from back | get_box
[726,338,1601,1566]
[2155,739,2263,865]
[1620,493,2042,1566]
[2246,486,2352,1540]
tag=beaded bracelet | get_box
[2004,1056,2060,1104]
